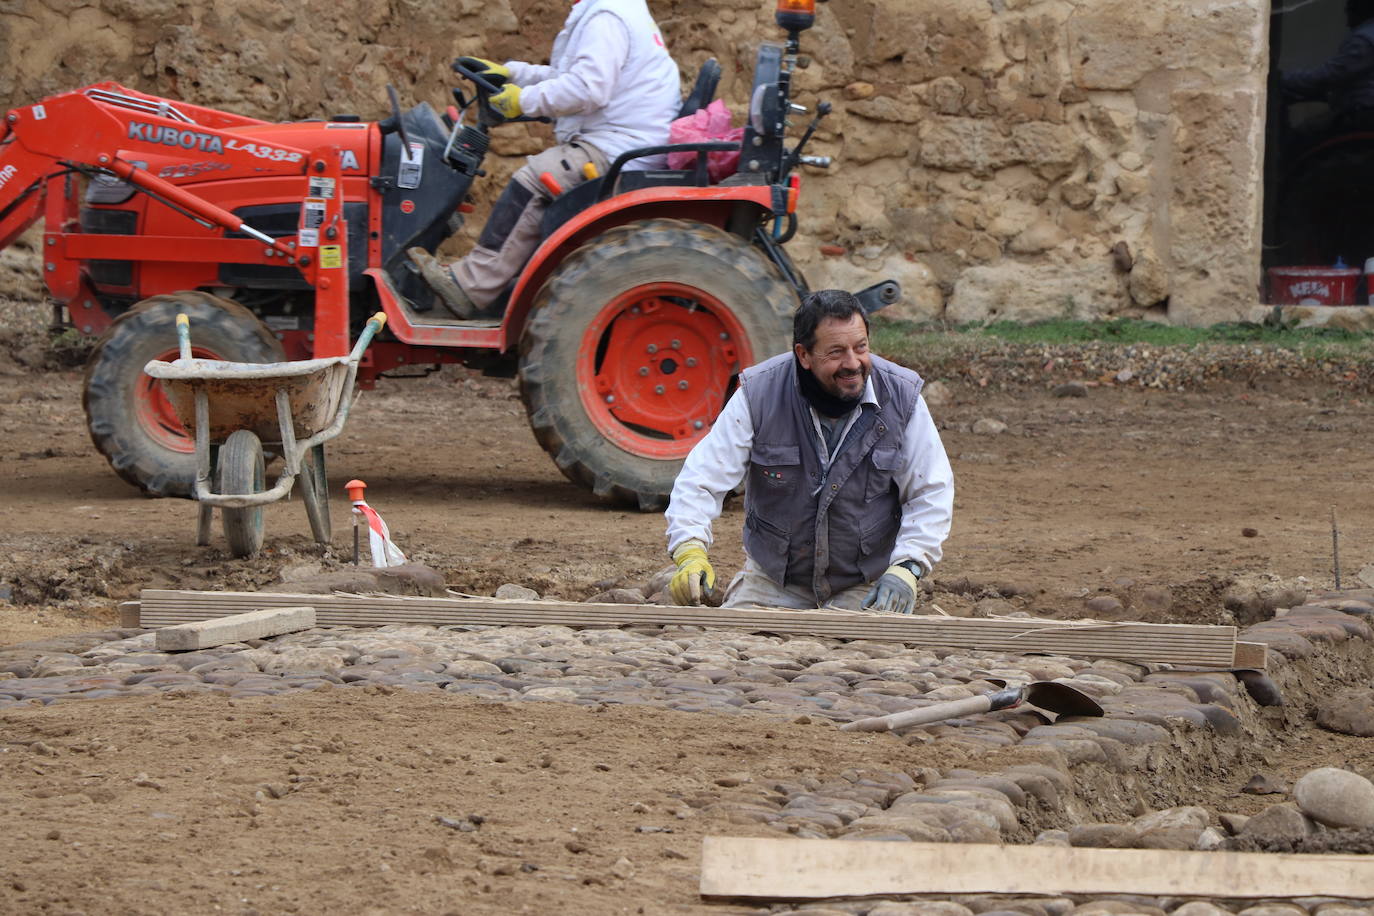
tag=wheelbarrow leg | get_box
[300,443,332,545]
[196,501,214,546]
[194,387,214,547]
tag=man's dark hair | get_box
[792,289,868,350]
[1349,0,1374,27]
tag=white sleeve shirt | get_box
[505,13,630,118]
[664,377,955,576]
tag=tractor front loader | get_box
[0,0,900,511]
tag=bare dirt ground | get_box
[3,320,1374,913]
[0,362,1365,637]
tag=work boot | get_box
[407,248,478,319]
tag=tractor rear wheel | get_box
[82,291,285,498]
[519,218,796,510]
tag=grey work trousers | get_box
[721,556,873,611]
[453,141,610,309]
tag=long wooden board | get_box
[138,589,1240,667]
[699,837,1374,900]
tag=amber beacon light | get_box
[776,0,815,33]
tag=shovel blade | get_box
[1024,681,1103,718]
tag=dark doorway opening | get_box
[1265,0,1374,303]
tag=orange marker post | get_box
[344,479,407,568]
[346,479,367,565]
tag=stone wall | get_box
[0,0,1269,326]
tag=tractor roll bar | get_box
[595,141,741,202]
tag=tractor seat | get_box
[538,59,725,240]
[678,58,721,119]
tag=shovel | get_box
[839,680,1103,733]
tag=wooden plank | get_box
[698,838,1374,900]
[118,601,141,628]
[1233,640,1269,670]
[154,606,316,651]
[138,589,1239,667]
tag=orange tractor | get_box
[0,0,896,509]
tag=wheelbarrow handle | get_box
[348,311,388,362]
[176,313,192,361]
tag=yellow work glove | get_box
[488,84,523,120]
[455,56,511,85]
[861,563,922,615]
[670,540,716,606]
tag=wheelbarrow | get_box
[143,312,387,557]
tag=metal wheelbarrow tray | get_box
[144,312,386,557]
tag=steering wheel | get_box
[450,59,551,126]
[385,84,412,150]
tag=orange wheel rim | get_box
[576,283,754,459]
[132,346,217,454]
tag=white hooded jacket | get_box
[505,0,681,170]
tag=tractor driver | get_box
[409,0,681,319]
[662,289,955,615]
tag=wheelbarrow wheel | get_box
[218,429,266,557]
[299,444,332,545]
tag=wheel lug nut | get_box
[605,395,615,404]
[638,366,649,376]
[678,380,689,390]
[686,357,698,368]
[647,344,658,354]
[670,339,681,349]
[719,332,729,340]
[654,385,665,395]
[693,420,704,430]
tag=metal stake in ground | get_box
[1332,505,1342,590]
[349,478,364,565]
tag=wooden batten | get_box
[699,837,1374,900]
[138,589,1241,668]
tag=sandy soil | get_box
[0,688,1018,915]
[0,366,1365,638]
[2,347,1373,912]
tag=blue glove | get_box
[861,563,922,615]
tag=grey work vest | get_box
[740,352,923,603]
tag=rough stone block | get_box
[155,606,316,652]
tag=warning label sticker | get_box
[308,176,336,199]
[319,245,343,270]
[398,141,423,190]
[301,198,327,230]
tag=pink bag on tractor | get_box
[667,99,743,183]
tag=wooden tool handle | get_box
[840,694,995,732]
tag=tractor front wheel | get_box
[82,291,285,497]
[519,218,796,509]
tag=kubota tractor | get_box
[0,0,897,510]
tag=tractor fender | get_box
[500,184,775,350]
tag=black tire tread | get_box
[82,291,284,497]
[519,218,796,509]
[218,429,265,557]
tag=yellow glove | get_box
[489,84,523,120]
[670,540,715,606]
[455,56,511,84]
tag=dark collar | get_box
[794,355,865,419]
